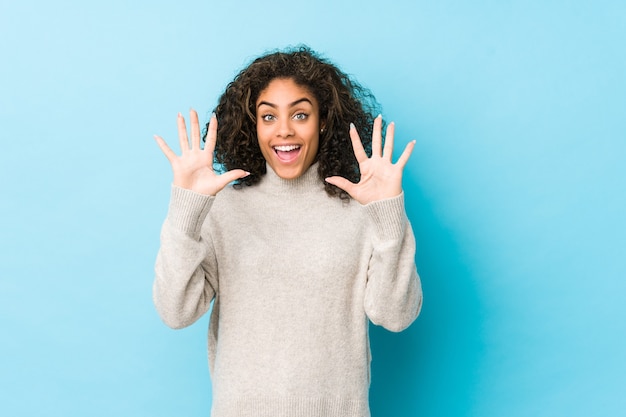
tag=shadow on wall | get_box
[369,171,485,417]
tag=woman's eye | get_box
[262,114,275,121]
[293,113,308,120]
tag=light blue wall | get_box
[1,1,624,416]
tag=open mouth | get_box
[273,145,302,163]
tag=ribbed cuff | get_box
[212,396,369,417]
[364,192,407,240]
[166,185,215,238]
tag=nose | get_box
[277,117,294,138]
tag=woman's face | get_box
[256,78,321,179]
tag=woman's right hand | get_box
[154,109,249,196]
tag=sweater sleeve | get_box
[363,193,423,332]
[153,185,219,329]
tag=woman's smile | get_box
[273,144,302,162]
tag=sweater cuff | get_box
[364,192,407,240]
[166,185,215,238]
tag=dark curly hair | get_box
[205,45,381,200]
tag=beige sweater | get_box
[153,164,422,417]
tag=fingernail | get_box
[349,122,355,130]
[377,114,382,119]
[178,112,182,118]
[244,171,250,177]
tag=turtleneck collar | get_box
[261,162,325,195]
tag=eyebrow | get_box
[257,98,313,109]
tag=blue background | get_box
[1,1,625,416]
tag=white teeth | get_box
[274,145,300,152]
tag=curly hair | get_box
[206,45,381,200]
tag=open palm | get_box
[326,115,415,205]
[154,110,248,196]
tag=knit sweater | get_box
[153,164,422,417]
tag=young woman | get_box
[153,46,422,417]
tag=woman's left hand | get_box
[325,115,415,205]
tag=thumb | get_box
[215,169,250,189]
[325,176,356,197]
